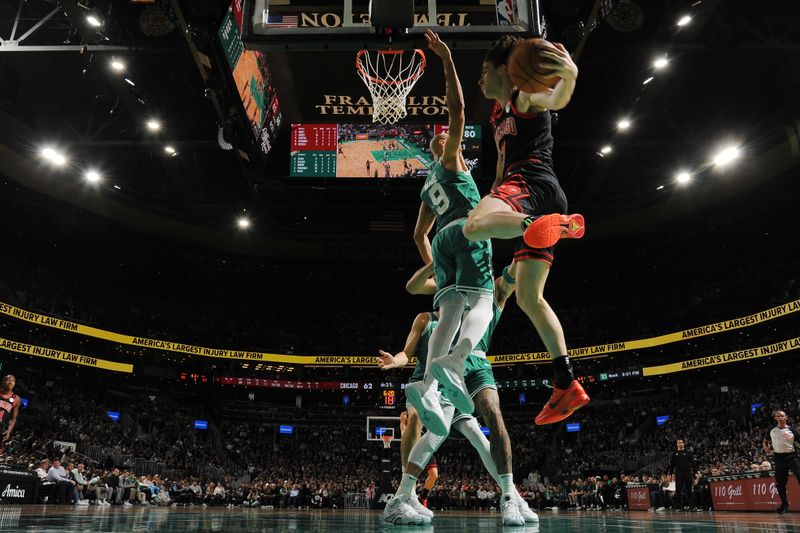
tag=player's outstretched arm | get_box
[515,42,577,112]
[377,312,431,370]
[406,262,436,295]
[413,201,435,264]
[425,30,465,162]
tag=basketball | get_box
[507,38,560,94]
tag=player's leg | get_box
[401,407,423,471]
[515,258,590,425]
[385,404,455,524]
[474,386,538,523]
[463,195,527,241]
[429,234,494,414]
[419,462,438,505]
[406,290,463,435]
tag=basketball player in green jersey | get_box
[383,263,535,525]
[408,30,495,435]
[377,263,437,472]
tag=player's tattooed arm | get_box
[413,202,435,264]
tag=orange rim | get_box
[356,49,426,86]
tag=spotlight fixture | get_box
[41,147,67,166]
[642,76,654,85]
[676,171,691,184]
[86,15,102,27]
[110,59,125,72]
[656,185,665,190]
[237,217,251,229]
[146,119,161,132]
[653,57,669,70]
[617,119,631,131]
[677,15,692,26]
[712,146,740,167]
[85,170,101,183]
[600,145,613,155]
[124,78,135,87]
[164,145,176,155]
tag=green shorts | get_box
[431,219,494,307]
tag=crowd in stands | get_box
[3,353,799,512]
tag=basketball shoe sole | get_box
[405,381,450,437]
[534,380,590,425]
[429,355,474,415]
[523,213,585,249]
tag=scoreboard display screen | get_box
[290,123,481,178]
[217,0,282,156]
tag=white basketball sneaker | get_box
[407,494,434,519]
[516,494,539,523]
[405,382,450,437]
[383,495,430,525]
[500,494,525,526]
[429,354,473,414]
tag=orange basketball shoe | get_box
[534,380,590,425]
[522,214,585,249]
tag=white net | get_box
[356,49,426,125]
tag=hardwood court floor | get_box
[2,506,800,532]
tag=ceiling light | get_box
[713,146,740,167]
[124,78,135,87]
[146,119,161,131]
[677,15,692,26]
[110,59,125,72]
[642,76,654,85]
[113,185,121,190]
[85,170,101,183]
[164,145,176,155]
[656,185,664,190]
[600,145,613,155]
[86,15,102,27]
[41,147,67,166]
[676,171,691,184]
[237,217,251,229]
[617,119,631,131]
[653,57,669,70]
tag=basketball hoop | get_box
[381,434,394,449]
[356,49,426,125]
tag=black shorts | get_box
[490,159,567,266]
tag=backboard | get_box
[241,0,544,51]
[366,415,401,443]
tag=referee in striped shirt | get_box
[763,410,800,514]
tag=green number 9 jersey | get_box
[420,160,481,228]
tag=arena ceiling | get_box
[0,0,799,261]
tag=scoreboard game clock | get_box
[379,381,397,409]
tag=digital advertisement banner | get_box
[711,476,800,511]
[1,298,798,367]
[626,484,651,511]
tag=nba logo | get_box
[496,0,517,26]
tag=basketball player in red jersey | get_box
[1,375,21,448]
[463,37,589,425]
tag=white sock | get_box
[499,473,514,497]
[396,473,418,498]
